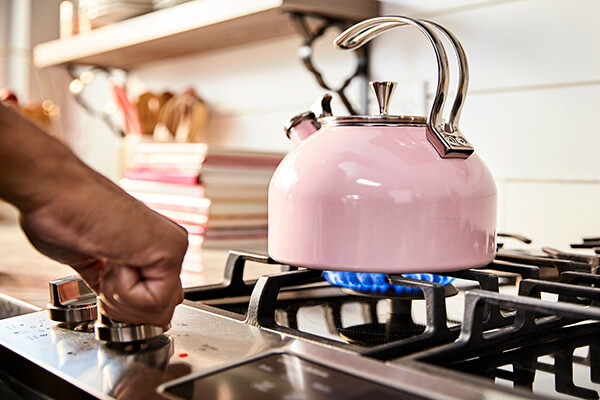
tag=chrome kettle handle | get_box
[335,16,474,159]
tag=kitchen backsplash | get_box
[9,0,600,249]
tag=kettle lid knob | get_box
[369,81,397,115]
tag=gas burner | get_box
[341,284,458,299]
[338,317,426,345]
[323,271,455,296]
[335,296,430,346]
[328,274,458,346]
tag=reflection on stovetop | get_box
[183,243,600,400]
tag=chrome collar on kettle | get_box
[320,115,426,127]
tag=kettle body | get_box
[269,16,497,273]
[269,123,496,273]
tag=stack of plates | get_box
[152,0,191,10]
[84,0,154,27]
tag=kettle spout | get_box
[284,111,320,147]
[284,94,332,147]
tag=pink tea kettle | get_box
[268,16,497,273]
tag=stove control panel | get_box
[47,275,169,343]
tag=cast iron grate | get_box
[183,251,592,359]
[412,272,600,399]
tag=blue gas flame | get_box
[323,271,454,295]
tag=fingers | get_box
[99,261,183,326]
[72,259,104,294]
[89,199,189,272]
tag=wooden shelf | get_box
[33,0,379,70]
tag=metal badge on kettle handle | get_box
[335,16,474,159]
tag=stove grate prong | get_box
[184,251,293,301]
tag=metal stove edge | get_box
[0,302,557,400]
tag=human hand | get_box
[0,103,188,326]
[19,168,188,326]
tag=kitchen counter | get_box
[0,221,276,308]
[0,222,72,307]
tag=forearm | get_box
[0,102,85,213]
[1,102,188,324]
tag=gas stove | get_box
[0,239,600,400]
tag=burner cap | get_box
[323,271,454,295]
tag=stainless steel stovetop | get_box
[0,242,599,400]
[0,302,536,400]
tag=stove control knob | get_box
[94,313,170,343]
[47,276,97,325]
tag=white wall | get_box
[22,0,123,178]
[0,0,9,84]
[377,0,600,247]
[131,0,600,248]
[37,0,600,249]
